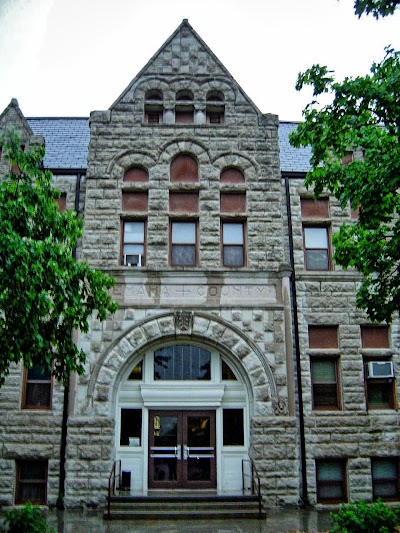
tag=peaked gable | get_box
[110,19,261,115]
[0,99,34,142]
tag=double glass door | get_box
[148,410,216,489]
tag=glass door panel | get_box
[148,410,216,489]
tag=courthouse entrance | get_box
[148,410,216,489]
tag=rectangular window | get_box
[122,221,145,266]
[120,409,142,447]
[308,326,338,349]
[301,198,329,218]
[16,460,47,504]
[361,326,390,349]
[169,193,199,213]
[22,365,52,410]
[222,222,245,267]
[371,458,399,501]
[316,459,347,503]
[58,193,67,212]
[170,221,197,266]
[223,409,244,446]
[220,193,246,213]
[365,359,395,409]
[122,192,148,211]
[303,226,330,270]
[311,358,340,410]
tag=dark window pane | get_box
[368,381,394,408]
[222,360,237,380]
[120,409,142,446]
[27,365,51,380]
[16,460,47,505]
[154,345,211,380]
[316,461,346,503]
[19,461,47,480]
[223,409,244,446]
[223,246,244,267]
[128,361,143,380]
[372,459,398,500]
[171,245,196,266]
[25,383,51,408]
[305,249,329,270]
[313,384,338,408]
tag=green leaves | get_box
[0,133,118,385]
[355,0,400,18]
[290,48,400,323]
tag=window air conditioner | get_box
[367,361,394,379]
[124,253,142,267]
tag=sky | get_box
[0,0,399,121]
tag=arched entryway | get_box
[87,311,279,495]
[115,341,250,494]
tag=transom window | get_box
[154,345,211,380]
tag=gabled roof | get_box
[110,19,262,115]
[27,117,89,171]
[25,117,311,173]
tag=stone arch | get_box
[108,151,157,181]
[212,152,260,175]
[159,139,211,165]
[86,311,284,417]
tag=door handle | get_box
[175,445,181,460]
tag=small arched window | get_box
[123,166,149,182]
[206,90,224,102]
[145,89,163,101]
[170,154,198,182]
[175,90,194,124]
[220,167,245,183]
[206,90,225,124]
[145,89,163,124]
[176,90,194,101]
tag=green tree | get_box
[354,0,400,18]
[290,40,400,323]
[0,133,118,385]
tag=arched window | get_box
[154,345,211,380]
[175,90,194,124]
[220,167,245,183]
[145,89,163,124]
[176,90,194,101]
[145,89,163,100]
[170,154,198,182]
[123,166,149,182]
[206,90,225,124]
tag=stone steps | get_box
[104,494,266,520]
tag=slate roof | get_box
[26,117,311,174]
[27,117,89,171]
[278,122,311,174]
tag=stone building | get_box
[0,20,399,511]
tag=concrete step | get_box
[104,494,265,520]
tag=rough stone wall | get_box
[0,363,64,506]
[288,176,400,505]
[66,23,300,507]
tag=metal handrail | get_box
[107,459,121,518]
[242,458,263,518]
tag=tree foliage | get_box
[0,134,118,385]
[290,48,400,323]
[354,0,400,18]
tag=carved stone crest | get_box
[174,311,193,333]
[272,396,288,416]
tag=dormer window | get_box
[206,90,225,124]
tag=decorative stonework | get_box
[272,396,288,416]
[174,310,193,332]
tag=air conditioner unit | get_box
[124,253,142,267]
[367,361,394,379]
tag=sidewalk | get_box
[41,508,331,533]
